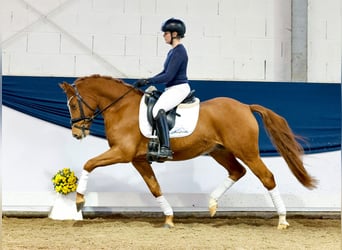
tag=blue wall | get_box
[3,75,341,156]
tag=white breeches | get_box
[152,83,191,118]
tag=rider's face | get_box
[163,32,171,43]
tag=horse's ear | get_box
[59,82,70,92]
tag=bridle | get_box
[69,83,137,134]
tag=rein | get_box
[70,83,137,126]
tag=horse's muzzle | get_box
[72,124,90,139]
[73,132,85,140]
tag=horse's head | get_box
[59,81,97,139]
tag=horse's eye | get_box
[69,104,77,110]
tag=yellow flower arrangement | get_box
[52,168,78,195]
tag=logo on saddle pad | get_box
[139,86,200,138]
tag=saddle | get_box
[144,87,197,134]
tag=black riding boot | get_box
[155,109,173,160]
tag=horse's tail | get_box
[250,104,317,189]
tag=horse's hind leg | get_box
[208,150,247,217]
[132,159,174,228]
[242,156,289,229]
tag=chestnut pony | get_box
[59,75,316,229]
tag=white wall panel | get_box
[92,0,125,13]
[229,38,252,57]
[310,40,340,63]
[6,53,73,76]
[25,0,63,13]
[139,56,165,77]
[8,53,44,75]
[27,32,60,54]
[125,35,142,56]
[203,16,233,37]
[76,12,113,34]
[1,0,340,81]
[156,0,188,16]
[235,17,266,38]
[185,16,204,37]
[219,38,234,60]
[1,2,30,32]
[106,55,141,78]
[41,54,75,76]
[93,34,125,56]
[308,60,341,83]
[64,0,93,13]
[140,16,162,35]
[125,0,156,15]
[108,15,141,35]
[188,56,234,80]
[187,0,218,16]
[307,0,341,82]
[140,35,158,56]
[2,52,10,73]
[123,0,144,14]
[201,37,221,57]
[185,36,204,57]
[0,9,13,34]
[74,54,113,76]
[251,39,273,60]
[51,8,82,33]
[60,33,92,55]
[234,58,265,80]
[327,62,342,82]
[2,107,340,212]
[1,33,28,52]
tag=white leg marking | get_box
[268,186,286,215]
[156,195,173,216]
[269,186,290,229]
[209,178,235,216]
[76,170,90,195]
[209,178,235,204]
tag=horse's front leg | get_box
[132,159,174,228]
[76,147,130,211]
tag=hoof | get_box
[163,223,174,229]
[164,215,174,228]
[76,201,85,212]
[76,193,85,212]
[209,205,217,217]
[277,215,289,229]
[208,198,218,217]
[277,223,290,230]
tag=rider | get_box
[136,18,191,160]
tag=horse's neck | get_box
[91,79,141,116]
[99,83,141,138]
[89,79,139,105]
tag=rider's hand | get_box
[135,79,149,87]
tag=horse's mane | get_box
[74,74,143,95]
[75,74,125,84]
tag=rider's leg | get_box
[155,109,173,159]
[152,83,190,160]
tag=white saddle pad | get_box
[139,93,200,139]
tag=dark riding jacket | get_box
[148,44,188,88]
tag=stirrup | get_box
[158,146,173,160]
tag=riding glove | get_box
[135,79,149,87]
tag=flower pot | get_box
[49,192,83,220]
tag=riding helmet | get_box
[161,18,186,38]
